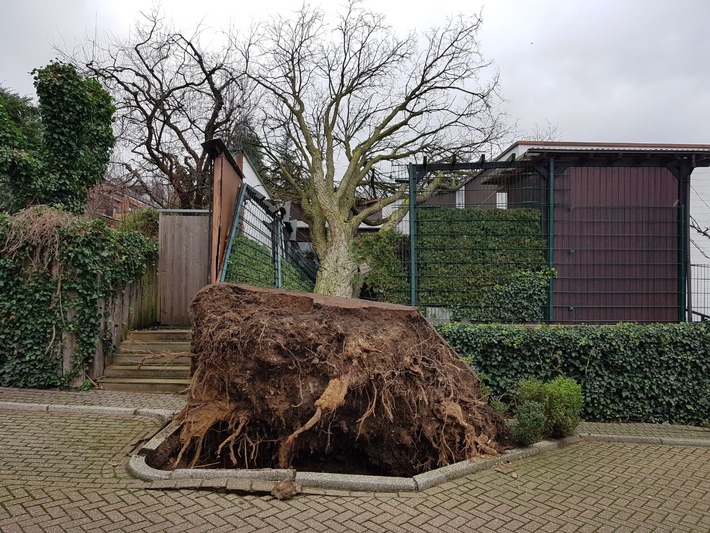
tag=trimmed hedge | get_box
[438,322,710,425]
[416,207,551,322]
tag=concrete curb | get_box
[295,472,417,492]
[581,434,710,447]
[128,424,585,493]
[0,401,178,421]
[4,400,709,493]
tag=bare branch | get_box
[67,9,251,208]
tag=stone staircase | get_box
[98,329,193,393]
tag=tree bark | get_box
[313,223,358,297]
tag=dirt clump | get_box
[174,284,511,477]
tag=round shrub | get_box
[512,401,546,446]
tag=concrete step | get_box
[97,328,194,393]
[102,365,191,379]
[118,341,191,354]
[97,377,191,394]
[111,353,193,366]
[127,329,192,342]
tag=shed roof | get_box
[496,141,710,168]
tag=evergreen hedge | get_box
[438,322,710,425]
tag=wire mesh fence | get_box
[221,185,318,292]
[692,263,710,320]
[220,163,700,324]
[362,163,690,324]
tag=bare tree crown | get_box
[78,11,249,208]
[242,1,506,227]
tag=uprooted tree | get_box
[173,284,512,476]
[240,2,508,297]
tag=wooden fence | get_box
[67,264,158,381]
[158,212,210,326]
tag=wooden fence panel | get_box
[159,213,210,325]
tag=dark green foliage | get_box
[469,269,554,323]
[512,400,546,446]
[0,207,156,387]
[0,90,43,212]
[355,230,409,304]
[0,88,42,148]
[439,322,710,425]
[517,378,546,405]
[224,235,314,292]
[416,207,551,322]
[0,63,114,214]
[118,208,159,240]
[516,377,583,439]
[544,377,583,437]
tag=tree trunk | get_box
[313,225,358,297]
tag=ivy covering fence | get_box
[358,207,552,323]
[438,322,710,425]
[0,207,156,387]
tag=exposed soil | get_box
[172,284,512,477]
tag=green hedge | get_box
[356,230,409,304]
[224,235,314,292]
[417,207,550,322]
[438,322,710,425]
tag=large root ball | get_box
[174,284,512,476]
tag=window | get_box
[496,192,508,210]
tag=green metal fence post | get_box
[547,159,555,322]
[274,213,283,289]
[680,204,686,321]
[408,163,418,307]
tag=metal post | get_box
[680,204,686,321]
[683,163,692,321]
[220,184,249,283]
[547,159,555,322]
[408,163,418,307]
[275,213,283,289]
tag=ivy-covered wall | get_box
[438,322,710,425]
[0,207,156,388]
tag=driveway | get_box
[0,388,708,532]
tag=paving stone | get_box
[1,389,709,533]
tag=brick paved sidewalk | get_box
[1,388,709,532]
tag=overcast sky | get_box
[3,0,710,265]
[2,0,709,144]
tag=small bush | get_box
[512,401,546,446]
[517,378,546,405]
[544,377,583,438]
[489,397,510,418]
[512,377,583,445]
[118,208,159,239]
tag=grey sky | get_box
[2,0,708,144]
[2,1,710,264]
